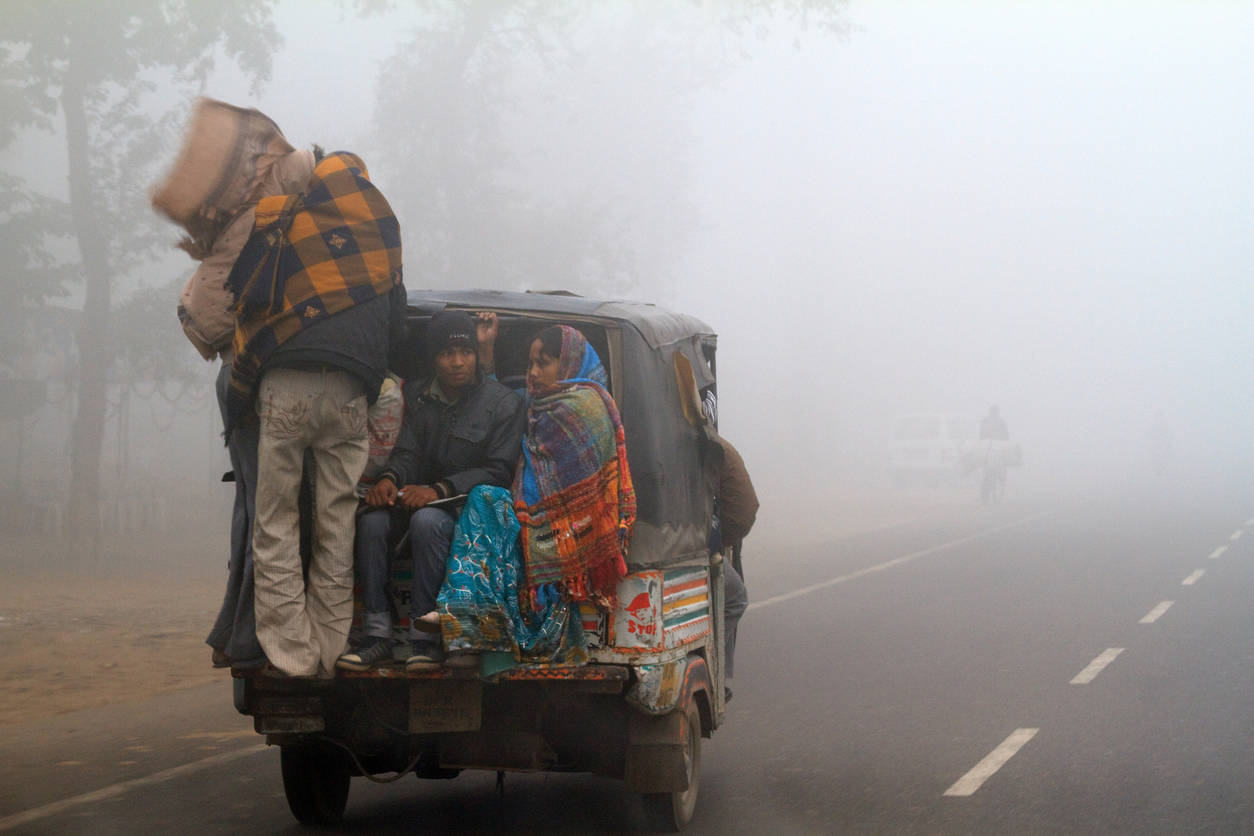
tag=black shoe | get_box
[724,686,733,704]
[405,641,445,672]
[336,637,394,671]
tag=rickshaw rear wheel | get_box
[280,742,351,825]
[642,699,702,831]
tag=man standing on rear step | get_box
[223,149,405,679]
[338,311,525,673]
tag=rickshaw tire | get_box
[642,699,702,831]
[280,742,351,825]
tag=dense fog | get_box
[1,0,1251,563]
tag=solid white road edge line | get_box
[1181,570,1205,586]
[943,728,1039,797]
[0,744,268,832]
[1139,601,1174,624]
[1208,546,1228,560]
[748,511,1054,612]
[1071,648,1125,684]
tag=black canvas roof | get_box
[404,288,714,350]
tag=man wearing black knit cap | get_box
[338,311,525,672]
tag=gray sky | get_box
[670,0,1253,494]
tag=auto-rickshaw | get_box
[234,289,728,831]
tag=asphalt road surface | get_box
[5,489,1254,834]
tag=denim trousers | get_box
[724,559,748,679]
[355,505,455,646]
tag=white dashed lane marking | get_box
[943,728,1039,797]
[1139,601,1174,624]
[945,519,1244,802]
[1071,648,1124,684]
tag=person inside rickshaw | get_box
[434,324,636,668]
[335,311,526,672]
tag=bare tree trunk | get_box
[62,67,113,540]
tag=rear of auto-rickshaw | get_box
[234,289,728,830]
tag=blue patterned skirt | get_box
[437,485,587,665]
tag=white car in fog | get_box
[889,413,977,486]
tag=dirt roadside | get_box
[0,484,976,727]
[0,531,225,728]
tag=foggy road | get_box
[5,3,1253,833]
[6,494,1254,834]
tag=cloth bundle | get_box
[356,373,405,498]
[151,98,313,360]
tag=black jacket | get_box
[265,282,407,404]
[380,374,525,496]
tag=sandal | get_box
[413,610,441,634]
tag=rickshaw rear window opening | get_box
[394,311,615,396]
[397,290,718,570]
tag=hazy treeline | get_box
[0,0,849,543]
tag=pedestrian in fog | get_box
[980,405,1009,441]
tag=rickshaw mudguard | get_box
[624,652,712,716]
[623,655,711,792]
[625,657,688,715]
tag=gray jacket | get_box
[379,374,525,497]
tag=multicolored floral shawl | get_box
[223,151,402,434]
[437,486,587,664]
[513,327,635,608]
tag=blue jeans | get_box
[207,360,263,664]
[724,559,748,679]
[356,505,456,643]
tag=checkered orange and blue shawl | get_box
[224,152,401,433]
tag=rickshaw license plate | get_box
[409,681,483,732]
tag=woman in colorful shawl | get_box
[514,326,635,608]
[437,326,635,666]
